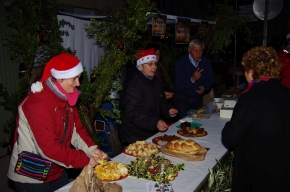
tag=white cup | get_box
[216,102,223,110]
[213,98,223,103]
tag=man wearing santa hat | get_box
[119,48,178,146]
[7,53,106,191]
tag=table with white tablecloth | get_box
[56,113,229,192]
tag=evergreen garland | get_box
[81,0,159,124]
[1,0,74,146]
[201,152,234,192]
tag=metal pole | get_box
[233,0,237,86]
[234,0,237,67]
[263,0,269,46]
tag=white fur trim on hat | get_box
[31,81,43,93]
[51,62,83,79]
[136,55,157,66]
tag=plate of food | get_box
[123,140,159,157]
[176,121,203,128]
[159,139,208,161]
[126,155,184,184]
[152,134,182,146]
[177,123,208,137]
[94,160,128,181]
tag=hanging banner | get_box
[175,18,191,44]
[198,21,208,38]
[152,15,167,36]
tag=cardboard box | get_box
[224,100,237,108]
[220,108,233,118]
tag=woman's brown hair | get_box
[241,46,281,79]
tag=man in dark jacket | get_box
[174,38,214,119]
[119,48,178,145]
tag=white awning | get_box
[146,12,216,25]
[58,11,216,25]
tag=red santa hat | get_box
[136,48,157,66]
[31,53,83,93]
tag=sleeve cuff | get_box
[86,145,98,157]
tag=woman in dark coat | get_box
[119,48,178,145]
[222,46,290,192]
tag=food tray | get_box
[159,146,208,161]
[123,148,159,157]
[176,121,203,128]
[100,174,128,182]
[187,108,212,119]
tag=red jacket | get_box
[277,47,290,88]
[8,78,97,183]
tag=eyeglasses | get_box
[144,62,159,68]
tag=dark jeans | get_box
[174,93,203,119]
[14,171,69,192]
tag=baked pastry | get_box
[125,140,159,157]
[177,127,207,137]
[180,122,191,129]
[166,139,201,155]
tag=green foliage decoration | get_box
[204,0,256,55]
[81,0,158,124]
[1,0,74,141]
[201,152,234,192]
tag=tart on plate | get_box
[177,123,207,137]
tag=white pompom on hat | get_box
[31,53,83,93]
[136,48,157,66]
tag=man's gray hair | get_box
[189,39,204,49]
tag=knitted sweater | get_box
[174,54,214,97]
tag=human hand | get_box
[157,120,168,131]
[196,85,205,94]
[191,68,204,82]
[169,108,178,117]
[165,91,174,99]
[90,147,107,162]
[88,157,98,167]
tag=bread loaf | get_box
[166,139,201,155]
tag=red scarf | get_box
[244,76,270,93]
[54,81,79,106]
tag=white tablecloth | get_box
[56,113,229,192]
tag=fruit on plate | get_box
[127,154,184,184]
[94,160,128,181]
[197,108,205,114]
[125,140,159,157]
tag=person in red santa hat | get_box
[118,48,178,146]
[7,53,107,192]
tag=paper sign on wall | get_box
[152,15,167,36]
[175,18,191,44]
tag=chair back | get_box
[203,88,215,106]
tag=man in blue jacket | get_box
[174,38,214,119]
